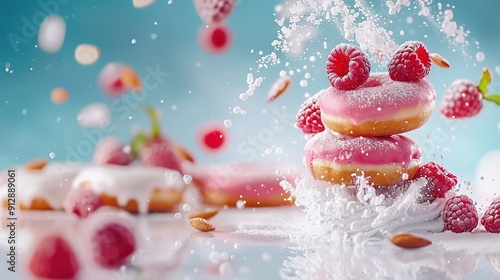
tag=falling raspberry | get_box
[440,68,500,119]
[197,122,228,153]
[326,43,371,90]
[388,41,432,82]
[193,0,236,24]
[199,25,231,54]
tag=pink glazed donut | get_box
[305,130,421,187]
[319,72,436,136]
[188,163,301,207]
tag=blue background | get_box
[0,0,499,187]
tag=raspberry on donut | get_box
[305,130,421,187]
[326,43,371,90]
[319,72,436,137]
[388,41,431,82]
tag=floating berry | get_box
[64,188,103,218]
[414,162,457,203]
[440,68,500,119]
[388,41,431,82]
[296,92,324,134]
[326,43,371,90]
[443,195,478,233]
[91,222,136,268]
[199,24,231,54]
[99,62,127,96]
[481,198,500,233]
[193,0,236,24]
[29,235,79,279]
[197,122,228,153]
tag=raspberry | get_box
[296,93,325,134]
[443,195,478,233]
[199,25,232,54]
[64,188,103,218]
[481,198,500,233]
[94,137,134,166]
[140,137,183,173]
[414,162,457,203]
[91,222,136,268]
[326,43,371,90]
[440,79,483,119]
[388,41,431,82]
[193,0,235,24]
[29,235,79,279]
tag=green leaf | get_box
[144,105,161,138]
[483,94,500,105]
[130,132,148,157]
[477,68,492,94]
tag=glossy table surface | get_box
[1,206,500,280]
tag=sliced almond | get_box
[390,233,432,249]
[190,217,215,232]
[267,76,291,103]
[430,53,450,68]
[26,159,48,171]
[189,208,219,220]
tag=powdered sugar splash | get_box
[282,176,446,243]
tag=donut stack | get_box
[297,42,436,187]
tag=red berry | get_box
[193,0,235,24]
[481,198,500,233]
[326,43,371,90]
[64,188,103,218]
[140,137,183,172]
[199,24,231,54]
[99,62,127,97]
[388,41,431,82]
[91,222,136,268]
[29,235,79,279]
[94,137,134,166]
[296,93,324,134]
[414,162,457,203]
[197,123,228,153]
[440,79,483,119]
[443,195,478,233]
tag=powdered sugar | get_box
[282,176,446,243]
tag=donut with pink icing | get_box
[188,163,300,207]
[319,72,436,136]
[305,130,421,187]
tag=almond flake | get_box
[190,217,215,232]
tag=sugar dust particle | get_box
[131,39,137,45]
[50,87,69,104]
[299,79,308,87]
[38,15,66,53]
[77,103,111,128]
[21,109,27,115]
[151,33,157,40]
[49,152,55,159]
[406,16,413,24]
[223,119,232,128]
[74,44,100,65]
[197,122,229,153]
[133,0,155,8]
[496,66,500,74]
[476,52,485,62]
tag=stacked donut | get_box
[297,42,436,187]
